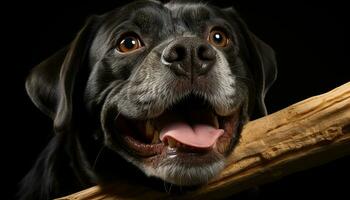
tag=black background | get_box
[2,0,349,199]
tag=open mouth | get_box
[114,95,240,158]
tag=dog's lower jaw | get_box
[144,159,225,186]
[103,141,227,186]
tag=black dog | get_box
[20,0,277,199]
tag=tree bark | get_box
[57,82,350,200]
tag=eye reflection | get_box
[117,33,143,53]
[208,28,229,47]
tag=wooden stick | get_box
[58,82,350,200]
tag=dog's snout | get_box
[162,38,216,78]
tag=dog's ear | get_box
[223,7,278,118]
[247,33,278,116]
[25,16,100,132]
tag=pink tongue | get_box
[159,122,224,148]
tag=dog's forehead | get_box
[104,1,223,34]
[165,2,212,20]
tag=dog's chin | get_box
[143,152,226,186]
[103,95,242,186]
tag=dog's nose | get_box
[162,37,216,79]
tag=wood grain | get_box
[58,82,350,200]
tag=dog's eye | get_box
[208,29,229,47]
[116,33,143,53]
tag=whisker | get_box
[163,181,171,194]
[229,63,255,85]
[114,111,121,121]
[168,183,173,193]
[230,63,244,68]
[92,146,106,170]
[235,76,254,82]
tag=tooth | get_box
[168,138,176,147]
[213,115,219,129]
[151,130,160,144]
[145,120,154,141]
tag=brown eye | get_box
[208,29,229,47]
[117,34,143,53]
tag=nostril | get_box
[163,45,187,63]
[197,45,216,61]
[174,46,186,61]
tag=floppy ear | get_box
[223,7,278,118]
[25,16,100,132]
[247,33,278,116]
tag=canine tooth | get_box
[145,120,154,141]
[168,138,176,147]
[213,115,219,129]
[151,130,160,144]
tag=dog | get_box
[19,0,277,199]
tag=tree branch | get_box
[58,82,350,200]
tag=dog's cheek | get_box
[114,88,146,119]
[114,59,189,119]
[201,50,238,116]
[114,82,164,119]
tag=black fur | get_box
[19,1,277,199]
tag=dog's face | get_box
[91,1,249,185]
[26,0,277,188]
